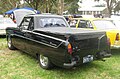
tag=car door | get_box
[21,17,37,56]
[13,17,32,52]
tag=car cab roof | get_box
[25,14,64,18]
[72,18,106,21]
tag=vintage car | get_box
[0,18,17,35]
[6,14,111,69]
[71,18,120,48]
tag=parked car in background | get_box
[0,18,17,35]
[6,14,111,69]
[0,15,3,18]
[70,18,120,48]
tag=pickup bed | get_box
[6,14,111,69]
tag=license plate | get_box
[83,55,93,63]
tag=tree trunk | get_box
[58,0,64,15]
[107,7,112,17]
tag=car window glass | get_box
[38,17,67,28]
[78,20,87,28]
[78,20,93,29]
[86,21,93,28]
[113,20,120,28]
[28,18,34,31]
[20,18,31,30]
[93,20,116,30]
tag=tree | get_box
[24,0,40,10]
[0,0,20,14]
[18,0,80,14]
[106,0,119,17]
[57,0,64,15]
[114,1,120,13]
[24,0,56,13]
[64,0,79,14]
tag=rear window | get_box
[36,17,68,28]
[78,20,93,28]
[93,20,116,30]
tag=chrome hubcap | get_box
[8,37,11,48]
[40,55,48,67]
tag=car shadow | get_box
[111,49,120,56]
[17,49,103,72]
[0,35,6,38]
[7,47,119,78]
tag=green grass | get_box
[0,38,120,79]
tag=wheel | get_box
[38,54,53,69]
[7,35,15,50]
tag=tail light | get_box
[107,38,111,46]
[115,33,119,41]
[13,20,16,23]
[68,43,73,54]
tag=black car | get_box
[6,14,111,69]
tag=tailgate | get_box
[69,32,108,50]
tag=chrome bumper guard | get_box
[64,61,77,67]
[103,53,111,58]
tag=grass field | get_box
[0,38,120,79]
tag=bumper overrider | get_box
[96,51,111,59]
[64,55,80,67]
[64,61,77,67]
[111,40,120,49]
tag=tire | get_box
[7,35,15,50]
[38,54,53,69]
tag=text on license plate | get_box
[83,55,93,63]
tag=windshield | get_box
[38,17,67,28]
[93,20,116,30]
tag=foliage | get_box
[105,0,120,17]
[0,0,20,14]
[24,0,41,10]
[0,0,80,14]
[0,38,120,79]
[67,1,79,14]
[24,0,57,13]
[24,0,79,14]
[64,0,79,14]
[114,1,120,13]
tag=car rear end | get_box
[63,31,111,67]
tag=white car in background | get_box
[0,18,17,35]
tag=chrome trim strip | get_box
[98,34,105,40]
[11,33,65,48]
[98,34,105,50]
[23,30,66,42]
